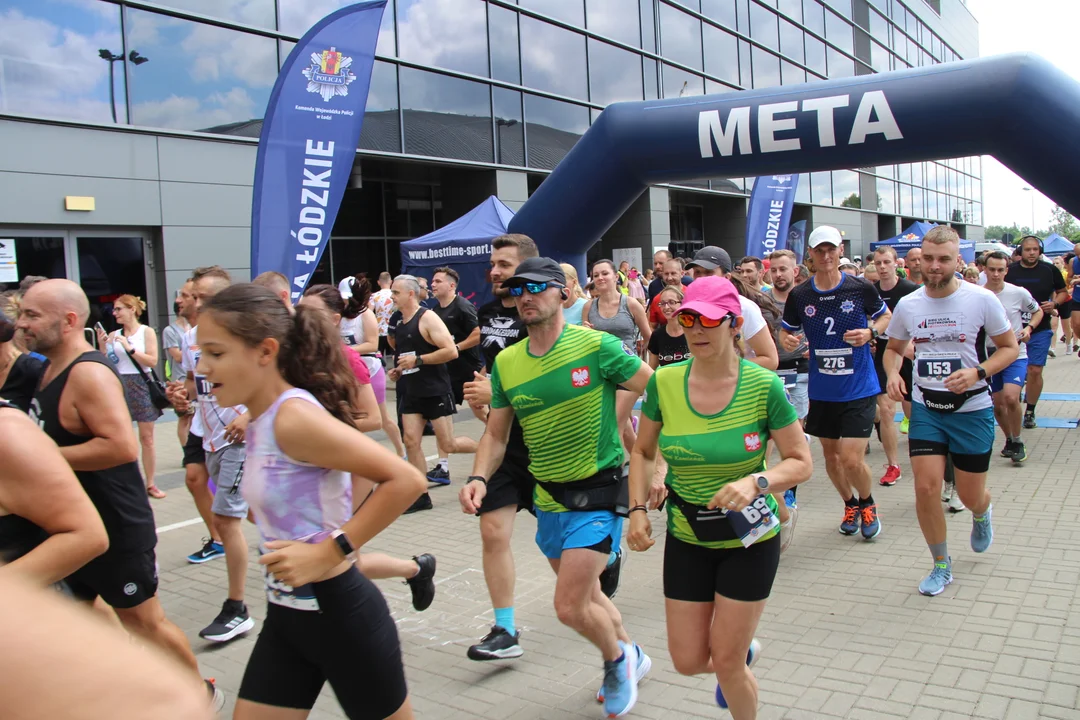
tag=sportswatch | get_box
[754,474,770,492]
[976,366,988,381]
[331,529,356,560]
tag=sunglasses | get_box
[508,281,564,297]
[676,311,736,329]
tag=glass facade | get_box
[0,0,981,225]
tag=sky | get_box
[968,0,1079,229]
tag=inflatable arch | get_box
[507,53,1080,266]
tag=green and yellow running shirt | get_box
[642,358,798,548]
[490,324,642,512]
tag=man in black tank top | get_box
[18,280,213,692]
[387,275,479,510]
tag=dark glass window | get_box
[0,0,126,125]
[659,4,703,71]
[524,94,589,170]
[400,68,492,163]
[751,47,781,89]
[520,18,588,100]
[359,61,401,153]
[333,182,387,238]
[826,47,854,78]
[489,4,521,84]
[494,88,525,166]
[663,64,704,98]
[397,0,487,76]
[805,34,827,76]
[520,0,585,27]
[750,4,779,52]
[384,183,436,237]
[703,25,739,84]
[126,10,275,133]
[588,39,644,105]
[280,0,397,56]
[587,0,641,46]
[779,18,805,63]
[701,0,738,29]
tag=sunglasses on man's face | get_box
[508,281,563,297]
[676,312,735,329]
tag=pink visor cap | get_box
[678,276,743,320]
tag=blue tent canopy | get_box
[870,221,974,262]
[1043,233,1074,256]
[400,196,515,307]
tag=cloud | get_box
[131,87,257,130]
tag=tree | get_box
[1048,204,1080,241]
[840,192,861,209]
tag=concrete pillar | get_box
[495,170,529,212]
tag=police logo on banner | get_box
[302,48,356,101]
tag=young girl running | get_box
[196,283,426,720]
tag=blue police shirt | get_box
[781,274,888,402]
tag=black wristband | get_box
[332,530,355,558]
[629,505,648,514]
[976,366,988,380]
[467,475,487,485]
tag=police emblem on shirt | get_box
[840,300,855,314]
[805,305,817,318]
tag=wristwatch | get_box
[871,328,881,340]
[976,366,988,380]
[331,529,356,559]
[754,474,770,492]
[415,355,425,366]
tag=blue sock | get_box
[606,550,618,567]
[493,607,515,636]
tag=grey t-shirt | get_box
[766,289,808,372]
[161,322,185,382]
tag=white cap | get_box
[839,257,856,268]
[807,226,842,249]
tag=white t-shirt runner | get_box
[886,282,1011,413]
[986,282,1039,361]
[181,326,247,453]
[737,296,768,359]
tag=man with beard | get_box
[18,279,223,709]
[1006,236,1067,428]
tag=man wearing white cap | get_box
[780,226,891,541]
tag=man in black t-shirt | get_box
[431,267,485,421]
[1005,236,1068,427]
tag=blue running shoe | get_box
[427,464,451,486]
[783,489,797,509]
[596,643,651,703]
[602,641,639,718]
[839,503,860,535]
[187,538,225,564]
[715,638,761,709]
[971,504,994,553]
[860,502,882,541]
[918,559,953,596]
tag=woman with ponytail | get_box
[196,284,425,720]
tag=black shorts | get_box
[477,460,536,515]
[663,533,780,603]
[182,430,205,466]
[400,392,456,420]
[1059,301,1074,319]
[66,548,159,610]
[805,396,877,439]
[238,568,407,718]
[874,344,913,402]
[378,336,393,356]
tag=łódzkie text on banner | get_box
[250,1,386,300]
[744,175,800,261]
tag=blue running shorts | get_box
[989,357,1028,394]
[535,509,623,560]
[1026,329,1052,367]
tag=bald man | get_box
[17,280,222,707]
[252,270,293,309]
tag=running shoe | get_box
[918,560,953,596]
[427,464,451,486]
[971,505,994,553]
[404,492,433,514]
[205,678,226,712]
[879,464,901,487]
[199,599,254,643]
[715,639,761,708]
[467,626,523,661]
[1000,440,1016,458]
[941,479,955,503]
[1048,348,1057,358]
[596,643,651,703]
[860,502,882,540]
[602,641,639,718]
[947,487,966,514]
[839,503,860,535]
[405,554,436,611]
[780,506,799,553]
[899,416,909,434]
[783,488,797,509]
[599,549,623,599]
[187,538,225,564]
[1067,345,1074,356]
[1011,441,1028,464]
[1023,413,1038,429]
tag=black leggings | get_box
[663,533,780,603]
[239,567,408,719]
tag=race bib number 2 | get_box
[725,496,780,548]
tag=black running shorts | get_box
[66,548,159,610]
[238,567,408,718]
[477,461,536,515]
[663,534,780,603]
[873,342,913,402]
[400,392,457,420]
[182,430,205,466]
[805,396,877,439]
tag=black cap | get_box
[685,246,733,273]
[503,257,566,287]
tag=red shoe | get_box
[879,465,901,487]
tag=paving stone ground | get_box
[144,357,1080,719]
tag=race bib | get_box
[916,352,962,381]
[399,351,420,375]
[342,333,358,346]
[264,569,320,611]
[814,347,853,376]
[725,495,780,548]
[194,374,213,397]
[777,369,798,388]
